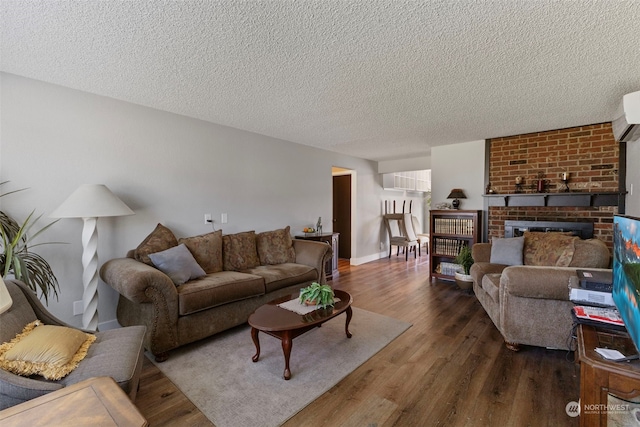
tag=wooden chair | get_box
[384,213,418,260]
[411,215,429,254]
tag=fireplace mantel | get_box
[483,191,625,208]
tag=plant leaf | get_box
[0,208,61,303]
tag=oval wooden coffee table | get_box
[248,289,353,380]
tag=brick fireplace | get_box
[486,123,621,248]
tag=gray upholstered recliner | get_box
[0,279,146,410]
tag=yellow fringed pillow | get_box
[0,320,96,380]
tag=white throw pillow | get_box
[490,236,524,266]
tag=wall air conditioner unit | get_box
[612,90,640,142]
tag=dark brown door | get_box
[333,174,351,258]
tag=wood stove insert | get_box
[504,220,594,239]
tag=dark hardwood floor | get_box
[134,255,580,426]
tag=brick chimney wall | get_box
[487,123,619,247]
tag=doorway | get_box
[332,173,352,259]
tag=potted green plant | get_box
[298,282,334,308]
[454,245,474,290]
[0,182,61,303]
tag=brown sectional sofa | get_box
[470,231,610,351]
[100,224,332,361]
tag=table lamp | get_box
[447,189,466,210]
[51,184,134,330]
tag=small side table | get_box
[295,232,339,280]
[0,376,148,427]
[577,324,640,426]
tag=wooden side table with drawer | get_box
[577,324,640,426]
[0,376,148,427]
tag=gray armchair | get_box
[0,279,146,410]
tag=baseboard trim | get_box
[351,251,387,265]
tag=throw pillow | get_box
[490,236,524,265]
[523,232,578,266]
[134,223,179,266]
[256,226,296,265]
[179,230,223,273]
[0,320,96,380]
[148,243,206,285]
[222,231,260,271]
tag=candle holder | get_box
[514,176,524,193]
[536,172,548,193]
[561,172,570,192]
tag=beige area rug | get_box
[150,307,411,427]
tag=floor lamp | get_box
[51,184,134,330]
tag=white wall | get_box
[626,141,640,216]
[0,73,400,327]
[377,156,431,174]
[430,140,486,211]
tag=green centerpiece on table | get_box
[299,282,334,308]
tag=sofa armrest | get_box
[501,266,578,300]
[0,368,63,409]
[471,243,492,263]
[293,239,332,284]
[470,262,506,287]
[100,258,178,305]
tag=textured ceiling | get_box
[2,1,640,162]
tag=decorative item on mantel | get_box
[514,176,524,193]
[535,171,549,193]
[447,189,466,210]
[561,172,571,192]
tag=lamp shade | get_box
[50,184,134,218]
[447,189,467,199]
[0,277,13,314]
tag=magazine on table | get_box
[572,305,625,328]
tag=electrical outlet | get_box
[380,242,384,250]
[221,213,228,224]
[631,184,634,196]
[204,213,212,224]
[73,301,83,316]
